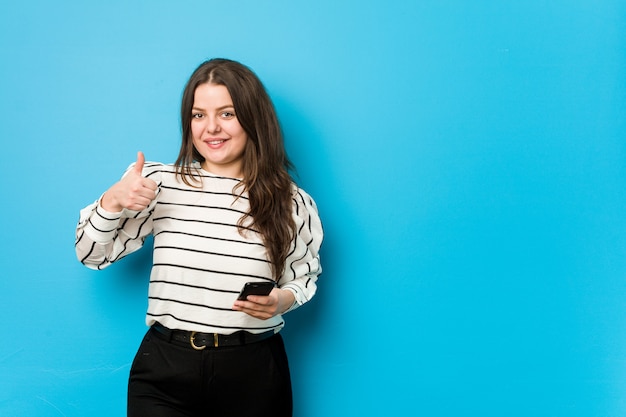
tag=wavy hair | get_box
[175,58,296,281]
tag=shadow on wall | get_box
[273,92,345,344]
[272,95,353,414]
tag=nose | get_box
[205,115,221,133]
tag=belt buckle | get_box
[190,331,219,350]
[190,331,206,350]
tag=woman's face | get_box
[191,83,248,178]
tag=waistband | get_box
[151,322,275,350]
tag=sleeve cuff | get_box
[282,288,301,313]
[83,200,124,243]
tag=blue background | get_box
[1,1,625,416]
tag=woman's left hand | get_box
[232,288,295,320]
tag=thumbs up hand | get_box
[132,150,147,176]
[101,152,158,212]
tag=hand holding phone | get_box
[237,281,276,301]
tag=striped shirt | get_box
[75,162,323,335]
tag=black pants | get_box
[127,326,293,417]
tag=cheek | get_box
[189,122,200,138]
[228,120,245,137]
[233,126,248,143]
[190,122,203,139]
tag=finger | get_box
[142,177,158,191]
[234,300,259,310]
[245,295,272,305]
[238,307,271,320]
[133,151,145,176]
[133,197,152,210]
[135,188,156,202]
[237,298,278,318]
[129,190,156,209]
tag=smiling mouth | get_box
[206,139,227,145]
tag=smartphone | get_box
[237,281,276,300]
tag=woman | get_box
[75,58,323,417]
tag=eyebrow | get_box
[192,104,235,112]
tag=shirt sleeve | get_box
[278,187,324,312]
[74,162,161,270]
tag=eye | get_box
[192,113,204,119]
[220,111,236,119]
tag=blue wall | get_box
[1,1,625,416]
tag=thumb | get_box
[133,151,145,176]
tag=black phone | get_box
[237,281,276,300]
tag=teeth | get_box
[208,140,225,145]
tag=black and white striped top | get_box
[75,162,323,335]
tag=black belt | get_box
[152,322,275,350]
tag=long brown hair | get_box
[175,58,296,281]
